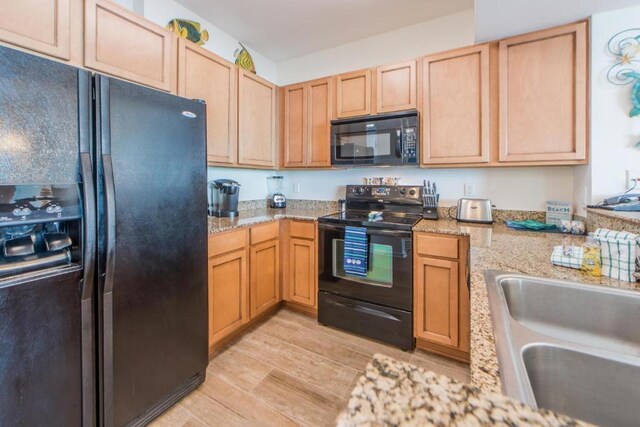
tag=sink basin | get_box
[501,275,640,357]
[523,345,640,427]
[485,271,640,426]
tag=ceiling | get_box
[175,0,474,62]
[475,0,640,42]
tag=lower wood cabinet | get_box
[413,232,470,362]
[282,220,318,311]
[249,238,280,318]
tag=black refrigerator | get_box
[0,46,208,426]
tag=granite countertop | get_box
[208,206,338,234]
[337,354,589,426]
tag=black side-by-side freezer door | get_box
[95,76,208,427]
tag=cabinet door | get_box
[414,257,459,347]
[178,39,237,165]
[84,0,176,92]
[250,239,280,318]
[376,60,417,113]
[238,69,277,167]
[283,84,307,168]
[208,249,248,346]
[0,0,71,60]
[422,45,490,164]
[286,238,317,308]
[499,22,587,162]
[336,69,371,118]
[307,78,333,167]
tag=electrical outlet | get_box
[464,183,475,197]
[625,170,640,188]
[293,182,301,194]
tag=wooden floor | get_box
[151,308,470,427]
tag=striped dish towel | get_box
[551,245,584,269]
[593,228,640,282]
[344,226,368,277]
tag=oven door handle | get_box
[318,222,412,238]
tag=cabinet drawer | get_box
[209,228,247,258]
[289,221,315,240]
[250,221,279,245]
[415,233,459,259]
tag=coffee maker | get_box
[267,176,286,209]
[208,179,241,218]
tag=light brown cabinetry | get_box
[336,69,372,118]
[282,78,333,168]
[208,229,249,346]
[414,232,470,362]
[282,220,318,311]
[421,45,490,165]
[84,0,176,92]
[249,235,280,318]
[178,39,237,165]
[375,60,417,113]
[498,22,587,163]
[0,0,77,61]
[238,69,277,167]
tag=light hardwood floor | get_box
[151,308,470,427]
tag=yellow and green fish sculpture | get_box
[234,43,256,74]
[166,19,209,45]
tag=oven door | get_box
[318,223,413,311]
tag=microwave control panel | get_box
[402,127,417,162]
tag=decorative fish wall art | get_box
[234,43,256,74]
[166,19,209,45]
[607,29,640,149]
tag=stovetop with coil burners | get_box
[318,185,424,231]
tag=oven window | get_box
[332,239,393,286]
[336,132,392,159]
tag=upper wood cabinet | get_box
[336,69,372,118]
[498,22,587,163]
[178,39,237,165]
[0,0,73,61]
[282,78,333,168]
[421,45,490,165]
[283,84,307,168]
[84,0,176,92]
[375,60,417,113]
[238,69,277,167]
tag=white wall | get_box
[111,0,278,82]
[277,9,475,86]
[282,167,575,211]
[207,167,277,201]
[587,4,640,206]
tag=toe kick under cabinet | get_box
[413,232,470,363]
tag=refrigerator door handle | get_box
[102,153,117,294]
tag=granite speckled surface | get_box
[337,354,589,426]
[413,218,640,396]
[208,200,338,234]
[585,207,640,234]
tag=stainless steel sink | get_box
[485,271,640,426]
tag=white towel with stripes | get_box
[551,245,584,270]
[593,228,640,282]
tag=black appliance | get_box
[330,111,419,166]
[0,46,208,426]
[317,185,423,350]
[209,179,241,217]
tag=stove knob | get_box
[398,188,406,195]
[409,189,416,196]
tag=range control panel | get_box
[346,185,423,202]
[0,184,81,227]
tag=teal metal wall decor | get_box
[607,28,640,148]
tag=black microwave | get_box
[330,110,418,166]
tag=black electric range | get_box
[317,185,424,350]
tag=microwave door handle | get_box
[395,131,402,159]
